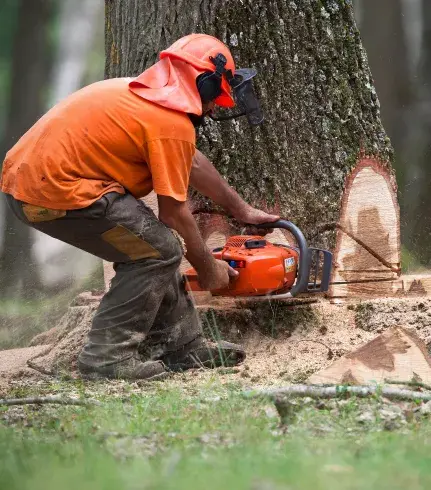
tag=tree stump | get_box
[23,291,431,380]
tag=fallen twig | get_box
[27,360,53,376]
[0,396,101,407]
[245,384,431,402]
[26,345,54,375]
[383,379,431,392]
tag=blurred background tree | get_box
[0,0,104,347]
[0,0,430,345]
[0,0,55,299]
[355,0,429,268]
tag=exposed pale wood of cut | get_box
[329,280,395,299]
[308,326,431,385]
[330,159,400,298]
[103,160,402,300]
[329,274,431,300]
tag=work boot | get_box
[161,337,246,371]
[78,356,169,381]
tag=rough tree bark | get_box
[104,0,401,299]
[0,0,54,298]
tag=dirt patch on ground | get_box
[0,345,50,375]
[0,292,431,393]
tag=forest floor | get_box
[2,371,431,490]
[2,295,431,489]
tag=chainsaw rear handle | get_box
[254,220,310,296]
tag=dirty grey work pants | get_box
[7,192,202,368]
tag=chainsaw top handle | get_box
[253,220,310,296]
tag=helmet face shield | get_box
[210,67,264,126]
[231,68,264,126]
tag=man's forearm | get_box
[189,149,250,218]
[176,213,216,274]
[158,197,217,274]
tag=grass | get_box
[2,376,431,489]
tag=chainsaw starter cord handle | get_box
[253,220,310,296]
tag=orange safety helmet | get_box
[129,33,263,124]
[160,34,236,108]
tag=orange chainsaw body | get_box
[185,236,299,297]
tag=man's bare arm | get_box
[189,149,279,224]
[157,195,237,290]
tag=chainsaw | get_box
[185,220,332,299]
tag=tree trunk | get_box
[0,0,54,298]
[104,0,400,299]
[31,0,105,292]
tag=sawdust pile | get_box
[1,293,431,392]
[0,345,49,395]
[354,297,431,341]
[28,292,101,376]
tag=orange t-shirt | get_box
[0,78,196,209]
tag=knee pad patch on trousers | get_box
[102,225,161,260]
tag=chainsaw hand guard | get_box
[255,220,332,297]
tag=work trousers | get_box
[6,192,202,368]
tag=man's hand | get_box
[198,260,239,291]
[233,204,279,226]
[158,195,240,287]
[158,195,218,279]
[232,204,280,236]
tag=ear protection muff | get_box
[196,52,264,125]
[196,53,228,103]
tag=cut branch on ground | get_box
[0,396,101,407]
[246,384,431,402]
